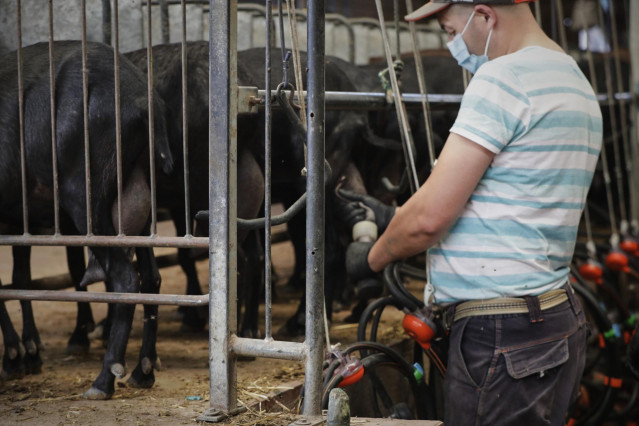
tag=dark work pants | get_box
[443,291,588,425]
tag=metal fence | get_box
[1,0,638,423]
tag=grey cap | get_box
[405,0,535,22]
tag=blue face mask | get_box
[447,11,493,74]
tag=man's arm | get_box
[368,132,496,272]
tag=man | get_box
[342,0,602,424]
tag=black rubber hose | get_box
[357,296,404,343]
[383,265,420,311]
[393,263,425,309]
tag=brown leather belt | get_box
[453,288,569,322]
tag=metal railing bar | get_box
[0,235,208,248]
[17,0,28,236]
[113,0,124,237]
[182,0,192,238]
[0,289,208,306]
[252,89,632,108]
[81,0,93,236]
[303,0,325,415]
[264,0,274,341]
[231,336,305,361]
[147,0,159,236]
[48,0,61,236]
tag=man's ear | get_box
[474,4,497,28]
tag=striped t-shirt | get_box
[431,46,603,303]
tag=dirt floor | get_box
[0,221,412,425]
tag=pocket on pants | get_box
[503,338,569,379]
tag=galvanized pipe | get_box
[181,0,192,238]
[113,0,124,236]
[82,0,93,236]
[147,0,159,236]
[253,89,629,109]
[207,0,239,415]
[231,336,305,361]
[0,289,208,306]
[303,0,325,416]
[0,235,208,248]
[264,0,274,341]
[17,0,28,236]
[48,0,60,236]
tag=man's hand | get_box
[346,241,377,281]
[335,200,367,229]
[338,189,396,233]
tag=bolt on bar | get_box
[17,0,28,236]
[304,0,325,416]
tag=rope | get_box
[373,0,419,194]
[285,0,307,129]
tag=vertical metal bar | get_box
[264,0,273,340]
[81,0,93,235]
[629,0,639,232]
[147,0,158,236]
[550,0,558,43]
[303,0,325,416]
[48,0,60,236]
[182,0,192,237]
[208,0,238,415]
[534,0,542,27]
[393,0,400,60]
[160,0,170,44]
[17,0,29,236]
[114,0,124,236]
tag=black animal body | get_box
[0,41,174,399]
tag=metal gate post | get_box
[201,0,239,421]
[303,0,326,416]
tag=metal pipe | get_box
[181,0,192,237]
[252,89,630,110]
[555,0,568,51]
[82,0,93,236]
[17,0,28,236]
[0,289,208,306]
[48,0,60,236]
[207,0,238,415]
[160,0,170,44]
[0,235,208,248]
[147,0,158,236]
[393,0,400,59]
[303,0,325,416]
[534,0,542,27]
[231,336,305,361]
[113,0,124,236]
[264,0,274,341]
